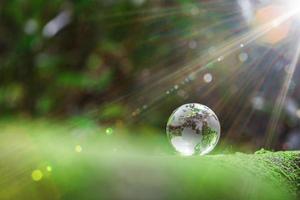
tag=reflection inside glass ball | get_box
[166,103,221,156]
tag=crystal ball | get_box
[166,103,220,156]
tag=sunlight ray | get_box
[265,39,300,148]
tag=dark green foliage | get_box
[0,1,220,124]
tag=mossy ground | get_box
[0,119,299,200]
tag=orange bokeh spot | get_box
[254,5,291,44]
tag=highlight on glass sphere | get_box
[166,103,221,156]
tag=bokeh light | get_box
[31,169,43,181]
[254,5,292,44]
[75,145,82,153]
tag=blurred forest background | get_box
[1,0,300,152]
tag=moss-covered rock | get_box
[0,120,299,200]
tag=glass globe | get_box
[166,103,220,156]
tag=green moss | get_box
[0,119,299,200]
